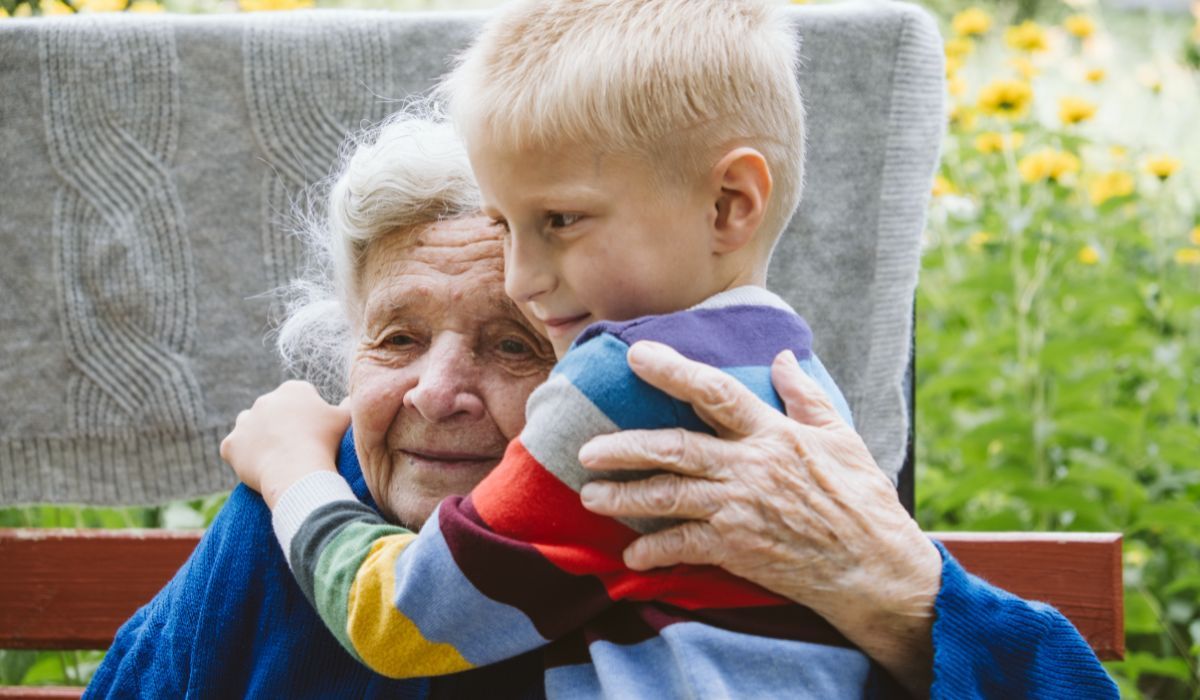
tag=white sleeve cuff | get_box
[271,471,357,567]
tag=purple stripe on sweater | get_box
[577,306,813,367]
[438,495,614,641]
[543,601,857,669]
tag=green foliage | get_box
[920,7,1200,698]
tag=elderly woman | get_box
[87,115,1116,699]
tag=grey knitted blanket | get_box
[0,3,943,505]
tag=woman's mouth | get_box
[399,449,501,470]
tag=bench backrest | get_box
[0,529,1124,658]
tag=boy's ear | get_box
[709,147,772,255]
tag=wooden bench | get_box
[0,529,1123,698]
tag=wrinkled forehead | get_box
[358,216,518,327]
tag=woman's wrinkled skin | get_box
[350,215,555,528]
[577,341,941,698]
[221,216,556,526]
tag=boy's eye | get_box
[489,218,510,233]
[547,212,581,229]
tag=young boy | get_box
[231,0,870,695]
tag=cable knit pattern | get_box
[17,17,217,502]
[42,17,201,431]
[244,14,394,289]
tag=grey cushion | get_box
[0,2,943,505]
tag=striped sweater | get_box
[272,286,869,697]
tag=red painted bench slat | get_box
[0,529,1123,699]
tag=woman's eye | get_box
[497,338,531,356]
[547,212,581,229]
[387,334,418,348]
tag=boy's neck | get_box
[704,260,768,301]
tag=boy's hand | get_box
[220,381,351,509]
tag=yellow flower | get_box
[1005,21,1049,53]
[968,231,994,250]
[949,74,968,97]
[945,37,975,61]
[1143,155,1181,180]
[1088,171,1134,205]
[1058,96,1097,125]
[1064,15,1096,39]
[1175,248,1200,265]
[1109,145,1127,161]
[953,8,992,37]
[946,56,964,79]
[1190,226,1200,246]
[129,0,163,11]
[1077,245,1100,265]
[240,0,313,10]
[932,175,958,197]
[41,0,73,14]
[1085,67,1106,83]
[1008,56,1040,80]
[974,131,1024,154]
[974,132,1003,153]
[948,104,978,132]
[977,79,1033,119]
[1018,148,1080,184]
[77,0,124,11]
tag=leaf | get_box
[20,654,68,686]
[1124,594,1163,636]
[1133,501,1200,538]
[0,650,38,685]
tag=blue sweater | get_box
[86,431,1118,699]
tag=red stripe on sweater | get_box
[471,439,788,609]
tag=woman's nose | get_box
[402,334,487,423]
[503,231,555,304]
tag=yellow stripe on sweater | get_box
[347,534,475,677]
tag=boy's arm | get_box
[275,332,792,679]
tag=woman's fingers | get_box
[579,428,739,478]
[771,350,844,430]
[580,473,722,520]
[621,521,724,571]
[626,341,773,438]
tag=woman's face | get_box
[349,215,555,528]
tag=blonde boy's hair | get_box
[440,0,806,244]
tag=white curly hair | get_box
[275,111,481,398]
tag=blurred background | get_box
[2,0,1198,696]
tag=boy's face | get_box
[472,142,719,357]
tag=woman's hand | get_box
[577,341,941,697]
[220,380,351,509]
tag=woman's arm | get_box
[579,341,1118,699]
[577,341,941,696]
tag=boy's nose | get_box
[503,232,555,304]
